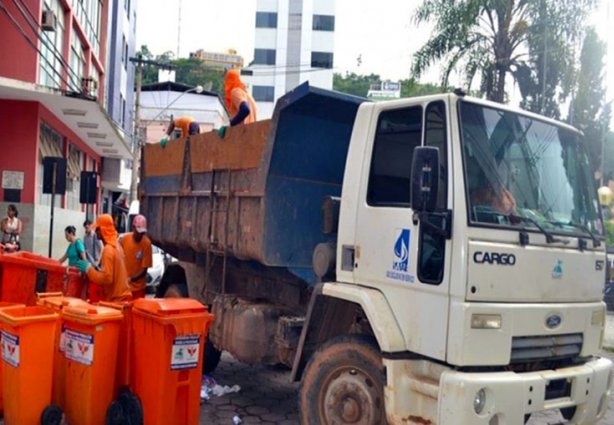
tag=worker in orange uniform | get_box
[120,214,153,299]
[76,214,132,302]
[218,69,257,138]
[160,115,200,147]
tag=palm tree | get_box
[412,0,595,104]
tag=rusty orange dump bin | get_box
[0,305,58,425]
[62,305,123,425]
[132,298,214,425]
[0,301,24,414]
[37,294,90,410]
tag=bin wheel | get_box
[106,400,128,425]
[41,404,63,425]
[118,390,144,425]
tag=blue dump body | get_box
[141,83,365,284]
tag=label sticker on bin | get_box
[1,331,20,368]
[65,329,94,366]
[59,324,67,352]
[171,335,200,370]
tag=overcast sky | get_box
[136,0,614,102]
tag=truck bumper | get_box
[384,356,613,425]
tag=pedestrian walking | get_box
[57,226,86,266]
[83,219,102,267]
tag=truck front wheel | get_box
[299,335,386,425]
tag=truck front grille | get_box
[510,333,583,363]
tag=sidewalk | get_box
[605,311,614,350]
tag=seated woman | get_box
[1,204,22,252]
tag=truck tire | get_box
[163,283,188,298]
[203,335,222,374]
[299,335,386,425]
[162,283,222,374]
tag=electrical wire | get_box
[0,2,72,90]
[11,0,85,92]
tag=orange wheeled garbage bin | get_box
[0,252,66,305]
[0,301,24,414]
[37,294,90,410]
[62,304,123,425]
[0,305,60,425]
[63,267,87,299]
[132,298,214,425]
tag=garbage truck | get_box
[140,82,613,424]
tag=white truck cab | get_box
[299,93,613,424]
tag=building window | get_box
[252,86,274,102]
[367,106,423,207]
[313,15,335,31]
[66,144,83,211]
[38,122,65,206]
[311,51,333,69]
[120,94,126,127]
[70,0,102,56]
[39,0,66,89]
[70,28,85,92]
[122,36,128,71]
[253,49,276,65]
[256,12,277,28]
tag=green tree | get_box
[135,47,226,96]
[412,0,596,105]
[333,73,449,98]
[570,29,608,173]
[333,72,382,97]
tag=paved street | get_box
[201,351,614,425]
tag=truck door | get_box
[353,100,451,361]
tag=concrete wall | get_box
[32,204,86,258]
[0,100,40,203]
[0,0,41,83]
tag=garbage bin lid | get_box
[62,304,123,324]
[38,296,90,311]
[0,306,58,327]
[133,298,207,316]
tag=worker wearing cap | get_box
[120,214,153,299]
[218,70,257,138]
[76,214,132,302]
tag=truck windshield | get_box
[460,101,602,237]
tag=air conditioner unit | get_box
[41,10,57,32]
[81,77,98,98]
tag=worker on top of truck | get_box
[76,214,132,302]
[120,214,153,299]
[218,69,257,138]
[160,116,200,147]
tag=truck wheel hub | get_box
[323,369,379,424]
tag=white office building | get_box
[245,0,335,118]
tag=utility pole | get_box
[177,0,182,58]
[128,56,175,204]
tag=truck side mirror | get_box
[411,146,439,212]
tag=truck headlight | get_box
[473,388,486,414]
[471,314,502,329]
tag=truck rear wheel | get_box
[163,283,222,374]
[299,335,386,425]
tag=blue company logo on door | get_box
[386,228,415,283]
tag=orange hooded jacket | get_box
[87,214,132,302]
[224,70,256,125]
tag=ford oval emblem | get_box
[546,314,562,329]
